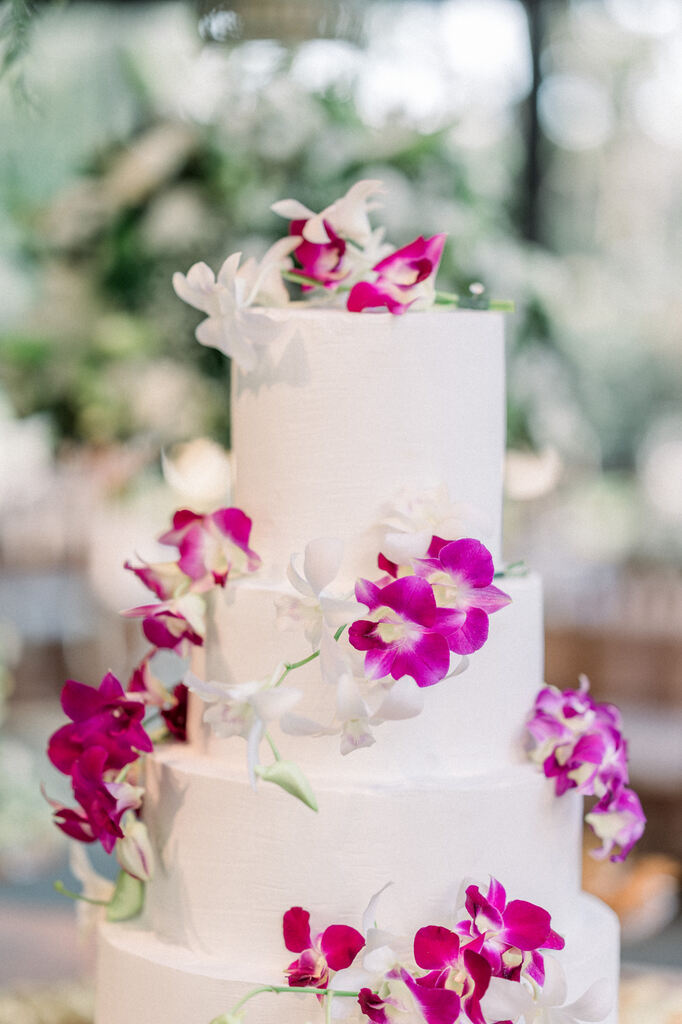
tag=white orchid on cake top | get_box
[172,237,300,371]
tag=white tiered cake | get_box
[95,309,620,1024]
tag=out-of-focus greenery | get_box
[0,2,680,530]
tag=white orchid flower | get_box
[275,537,359,648]
[172,236,300,372]
[271,179,385,246]
[115,814,155,882]
[379,484,490,566]
[185,665,302,785]
[480,956,613,1024]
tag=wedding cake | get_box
[46,183,644,1024]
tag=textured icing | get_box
[231,308,505,578]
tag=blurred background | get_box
[0,0,680,1020]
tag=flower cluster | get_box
[174,181,509,373]
[123,505,260,652]
[213,878,612,1024]
[45,672,152,870]
[527,675,645,862]
[187,500,511,806]
[45,503,260,917]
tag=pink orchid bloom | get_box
[158,507,260,588]
[586,783,646,863]
[347,234,446,314]
[414,539,511,655]
[413,927,491,1024]
[50,747,144,854]
[283,906,365,991]
[288,218,350,289]
[127,653,169,707]
[349,576,451,688]
[48,672,152,776]
[378,535,448,581]
[123,558,190,601]
[543,723,629,798]
[124,600,205,652]
[377,967,462,1024]
[528,678,631,798]
[455,878,564,986]
[161,683,189,742]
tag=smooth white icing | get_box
[142,748,583,964]
[231,309,505,578]
[96,894,619,1024]
[196,574,544,780]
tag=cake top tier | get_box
[231,307,506,576]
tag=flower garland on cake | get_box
[172,180,513,373]
[209,877,613,1024]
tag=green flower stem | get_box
[275,624,349,688]
[326,991,334,1024]
[216,984,361,1021]
[54,880,110,907]
[281,270,325,289]
[264,731,281,762]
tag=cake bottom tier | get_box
[96,893,620,1024]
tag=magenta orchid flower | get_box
[48,746,144,854]
[414,538,511,655]
[127,653,169,707]
[158,507,260,588]
[288,218,350,289]
[160,683,189,742]
[413,927,491,1024]
[272,180,385,247]
[48,672,152,776]
[347,234,446,314]
[283,906,365,991]
[349,576,451,688]
[586,783,646,863]
[123,558,190,602]
[455,878,564,986]
[528,678,628,798]
[123,596,205,652]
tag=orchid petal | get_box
[283,906,313,953]
[320,924,365,971]
[303,537,345,596]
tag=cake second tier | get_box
[189,573,542,781]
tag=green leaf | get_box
[106,869,145,922]
[255,760,318,812]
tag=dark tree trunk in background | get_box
[519,0,545,244]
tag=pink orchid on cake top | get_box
[283,906,365,991]
[527,675,645,862]
[347,234,446,314]
[288,218,351,289]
